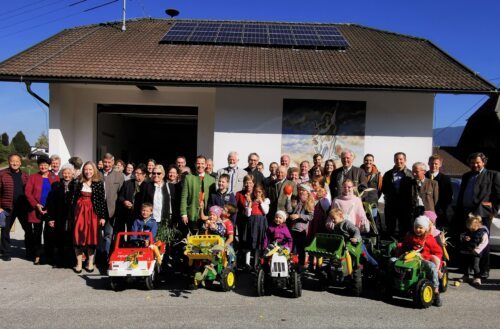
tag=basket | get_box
[305,233,345,258]
[184,235,225,260]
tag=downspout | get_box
[25,81,49,107]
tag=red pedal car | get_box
[107,232,166,291]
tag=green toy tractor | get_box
[305,233,363,296]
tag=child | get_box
[398,216,443,307]
[131,203,158,244]
[245,184,270,269]
[222,204,237,264]
[264,210,293,251]
[208,174,237,223]
[325,208,378,267]
[199,205,226,237]
[459,214,489,285]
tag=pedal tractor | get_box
[305,233,363,296]
[255,242,302,298]
[383,249,446,308]
[184,235,236,291]
[108,232,165,291]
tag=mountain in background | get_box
[433,126,464,146]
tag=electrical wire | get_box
[0,0,66,23]
[0,0,51,19]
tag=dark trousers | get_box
[291,230,307,266]
[461,252,481,278]
[0,210,32,258]
[30,222,43,258]
[384,204,411,238]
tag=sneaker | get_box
[433,294,442,307]
[472,278,481,286]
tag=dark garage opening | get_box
[97,104,198,167]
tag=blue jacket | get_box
[131,217,158,242]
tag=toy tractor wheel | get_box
[110,278,123,291]
[256,269,266,296]
[414,279,434,308]
[439,266,448,293]
[220,268,236,291]
[350,268,362,297]
[144,265,158,290]
[291,271,302,298]
[317,269,329,291]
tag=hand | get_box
[0,208,4,213]
[245,193,252,203]
[464,236,471,241]
[199,200,204,208]
[289,214,299,220]
[48,220,55,228]
[182,215,189,225]
[36,204,47,215]
[99,219,106,227]
[123,200,133,209]
[350,238,358,243]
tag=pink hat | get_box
[423,211,437,224]
[209,206,223,218]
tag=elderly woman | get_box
[25,155,60,265]
[139,164,177,243]
[46,164,75,267]
[123,162,135,181]
[70,161,107,273]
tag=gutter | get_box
[25,81,49,107]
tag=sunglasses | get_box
[152,172,162,176]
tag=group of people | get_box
[0,149,498,294]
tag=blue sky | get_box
[0,0,499,144]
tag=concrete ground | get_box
[1,220,499,329]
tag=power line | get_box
[434,95,487,138]
[0,0,65,22]
[0,0,51,19]
[0,1,119,40]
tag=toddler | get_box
[264,210,293,251]
[459,214,489,285]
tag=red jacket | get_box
[0,168,28,211]
[400,232,443,262]
[25,172,60,223]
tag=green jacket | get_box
[180,173,216,222]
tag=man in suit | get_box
[382,152,413,238]
[267,165,296,222]
[180,155,216,235]
[100,153,124,260]
[329,149,367,199]
[117,163,147,232]
[244,152,265,187]
[411,162,439,217]
[426,154,453,227]
[216,151,248,194]
[455,152,500,278]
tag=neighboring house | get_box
[0,19,496,173]
[29,147,49,160]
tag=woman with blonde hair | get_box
[69,161,107,273]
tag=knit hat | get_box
[423,210,437,224]
[414,215,430,230]
[208,206,222,218]
[275,210,288,220]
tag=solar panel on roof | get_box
[160,22,348,49]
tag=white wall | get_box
[49,84,216,164]
[49,83,434,175]
[213,88,434,175]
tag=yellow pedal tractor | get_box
[184,235,236,291]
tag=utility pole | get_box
[122,0,126,32]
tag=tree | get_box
[0,143,15,163]
[11,131,30,157]
[35,132,49,149]
[1,132,8,146]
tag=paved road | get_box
[1,222,499,329]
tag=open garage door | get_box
[97,104,198,166]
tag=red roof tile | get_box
[0,19,495,92]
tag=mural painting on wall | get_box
[282,99,367,167]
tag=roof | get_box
[0,18,496,93]
[432,146,469,177]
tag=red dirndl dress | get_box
[73,191,99,247]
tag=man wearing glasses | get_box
[244,152,265,186]
[117,163,147,232]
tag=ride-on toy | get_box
[255,242,302,298]
[108,232,165,291]
[305,233,363,296]
[184,235,236,291]
[383,249,443,308]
